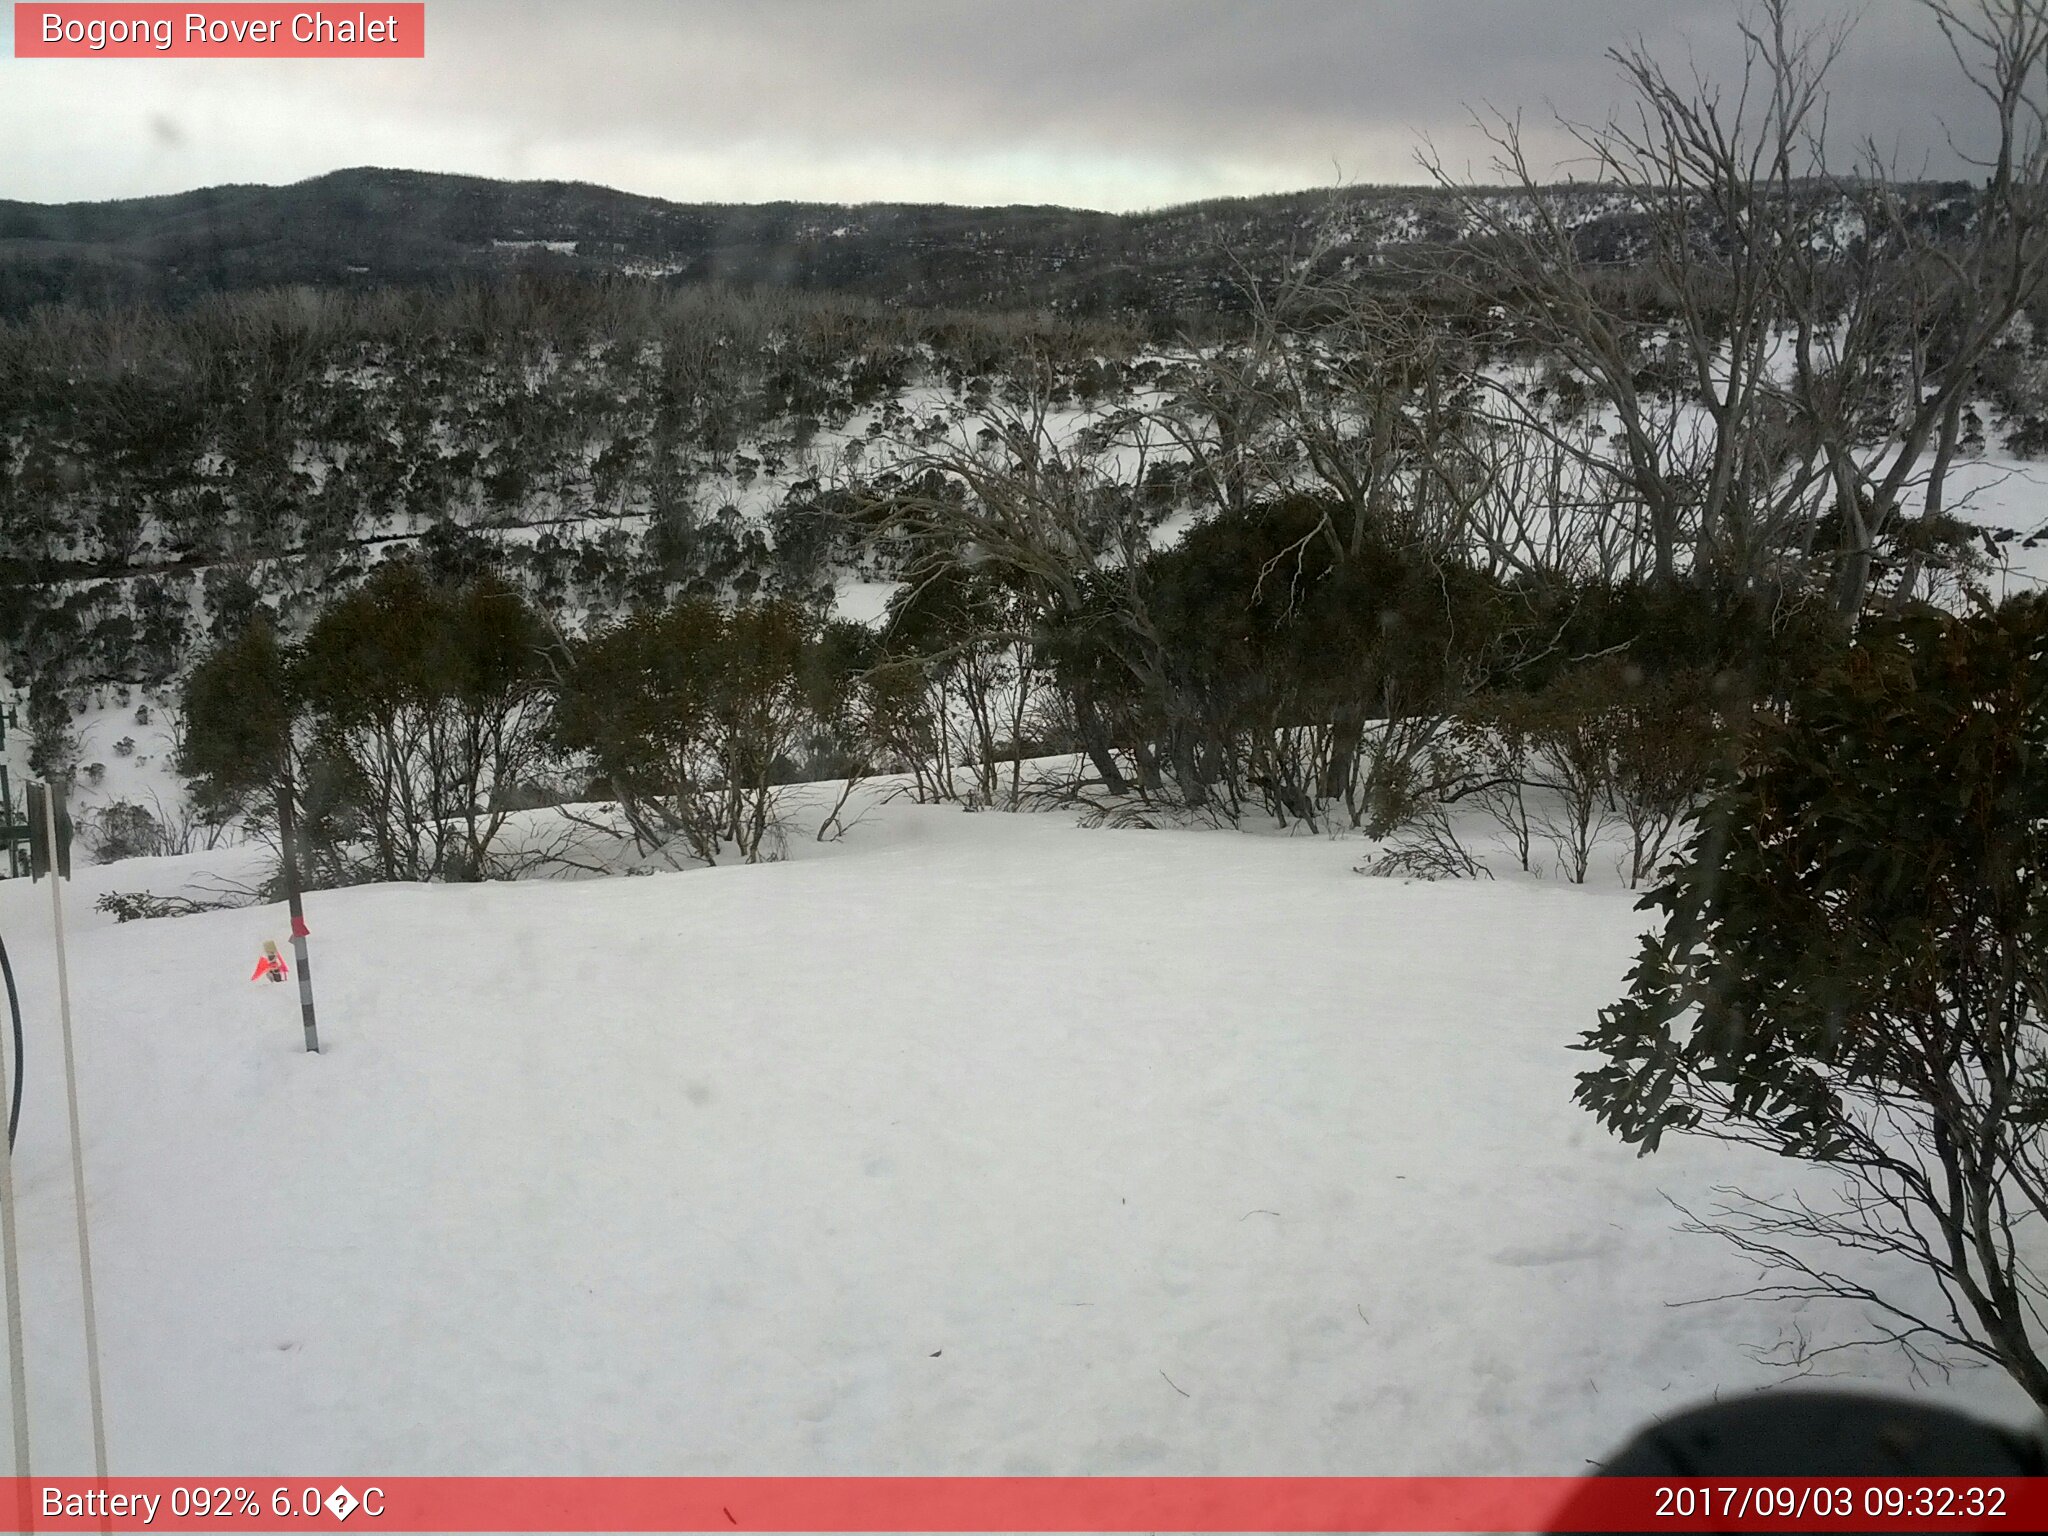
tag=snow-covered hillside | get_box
[0,791,2034,1476]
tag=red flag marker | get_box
[251,940,288,983]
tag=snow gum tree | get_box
[1576,594,2048,1406]
[181,565,556,886]
[296,563,553,882]
[552,596,824,864]
[177,613,353,893]
[179,614,299,825]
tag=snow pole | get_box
[38,779,109,1484]
[277,788,320,1053]
[0,928,29,1524]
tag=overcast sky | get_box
[0,1,1995,211]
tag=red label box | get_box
[13,4,425,57]
[9,1476,2048,1532]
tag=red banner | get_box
[5,1476,2045,1532]
[13,4,424,58]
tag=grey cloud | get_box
[0,1,1997,209]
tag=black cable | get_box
[0,929,20,1150]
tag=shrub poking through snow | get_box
[1576,594,2048,1408]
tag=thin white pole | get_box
[0,936,30,1520]
[43,782,108,1481]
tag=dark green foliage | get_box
[1575,595,2048,1404]
[712,599,817,797]
[1456,660,1728,885]
[297,563,554,881]
[297,562,440,733]
[1046,495,1510,823]
[178,616,297,817]
[1577,596,2048,1152]
[793,618,882,783]
[1509,573,1846,703]
[20,678,78,779]
[81,800,166,863]
[552,596,823,863]
[180,565,555,883]
[94,889,243,923]
[552,599,725,857]
[1600,664,1728,886]
[418,520,504,587]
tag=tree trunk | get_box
[1071,691,1130,796]
[1322,714,1366,802]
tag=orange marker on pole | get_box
[251,940,288,983]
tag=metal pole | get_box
[277,789,319,1054]
[1,686,19,879]
[43,781,109,1483]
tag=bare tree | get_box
[1148,255,1501,806]
[1428,0,2048,616]
[1821,0,2048,610]
[880,352,1167,799]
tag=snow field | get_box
[0,792,2035,1477]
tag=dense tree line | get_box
[171,488,1838,889]
[0,278,1139,723]
[180,560,884,877]
[0,167,1727,327]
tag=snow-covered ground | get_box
[1945,452,2048,598]
[52,692,184,827]
[0,788,2037,1478]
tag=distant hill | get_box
[0,166,1546,323]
